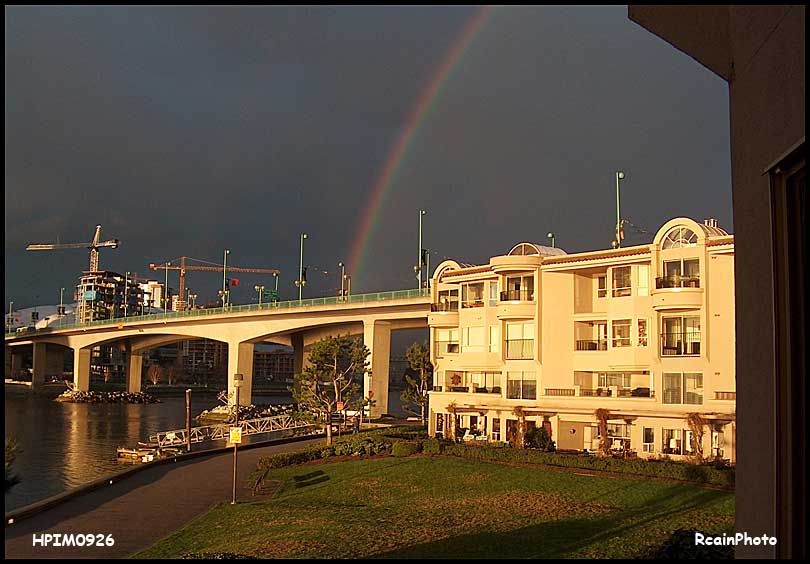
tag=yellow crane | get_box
[26,224,120,272]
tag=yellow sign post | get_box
[230,427,242,444]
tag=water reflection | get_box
[4,389,406,511]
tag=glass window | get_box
[506,322,534,359]
[491,418,501,441]
[461,282,485,308]
[637,319,648,347]
[488,281,499,306]
[437,289,459,311]
[662,316,700,356]
[684,373,703,405]
[643,427,655,452]
[462,326,484,352]
[637,265,649,296]
[504,274,534,301]
[598,372,631,388]
[506,371,536,399]
[662,428,684,454]
[488,325,499,353]
[596,275,607,298]
[663,372,682,404]
[612,319,631,347]
[662,227,698,249]
[612,267,632,297]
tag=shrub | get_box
[391,441,421,457]
[434,443,734,487]
[182,552,253,559]
[421,438,444,454]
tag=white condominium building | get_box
[427,217,736,462]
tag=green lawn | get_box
[134,455,734,559]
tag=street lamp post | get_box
[231,373,243,505]
[255,285,265,305]
[615,171,625,248]
[222,249,230,308]
[547,232,556,248]
[297,233,308,302]
[164,261,170,315]
[417,210,426,292]
[338,262,345,300]
[273,272,279,300]
[124,271,129,318]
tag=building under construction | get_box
[75,271,145,324]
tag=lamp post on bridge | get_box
[222,249,230,308]
[295,233,308,302]
[255,285,265,305]
[338,262,345,300]
[231,373,243,505]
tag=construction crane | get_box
[26,224,120,272]
[149,256,280,310]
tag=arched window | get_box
[508,243,540,256]
[662,227,698,249]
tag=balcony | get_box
[545,388,575,397]
[651,278,703,311]
[428,302,459,326]
[579,388,655,398]
[656,275,700,289]
[434,341,460,358]
[715,391,736,401]
[500,290,534,302]
[575,339,608,351]
[661,333,701,356]
[505,339,533,360]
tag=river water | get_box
[4,389,406,512]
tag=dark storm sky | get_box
[4,5,732,309]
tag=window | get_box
[662,316,700,356]
[637,319,648,347]
[436,289,459,311]
[506,322,534,359]
[596,275,607,298]
[461,282,485,308]
[663,372,703,405]
[507,371,536,399]
[598,372,631,388]
[662,428,684,455]
[491,418,501,441]
[612,319,631,347]
[435,328,459,357]
[488,281,499,307]
[462,326,484,352]
[471,372,501,394]
[684,373,703,405]
[503,274,534,301]
[488,325,499,353]
[446,371,467,392]
[637,265,649,296]
[612,266,631,297]
[662,227,698,249]
[659,258,700,288]
[643,427,655,453]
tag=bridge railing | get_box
[5,288,429,338]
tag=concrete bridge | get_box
[4,290,430,416]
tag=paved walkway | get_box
[4,437,324,559]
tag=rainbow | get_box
[347,6,494,289]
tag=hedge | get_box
[391,441,421,457]
[434,442,734,488]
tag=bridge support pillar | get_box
[363,320,391,418]
[73,347,91,391]
[32,342,47,391]
[228,341,254,406]
[7,346,24,379]
[291,333,311,389]
[127,350,143,393]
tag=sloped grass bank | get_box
[134,455,734,559]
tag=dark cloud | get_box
[5,6,731,309]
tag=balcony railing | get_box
[430,301,458,312]
[655,275,700,289]
[661,333,701,356]
[505,339,533,360]
[575,339,608,351]
[580,388,613,397]
[617,388,655,398]
[461,299,485,309]
[500,290,534,302]
[715,391,736,400]
[473,386,502,394]
[435,341,460,358]
[545,388,575,397]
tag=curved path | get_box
[4,436,325,559]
